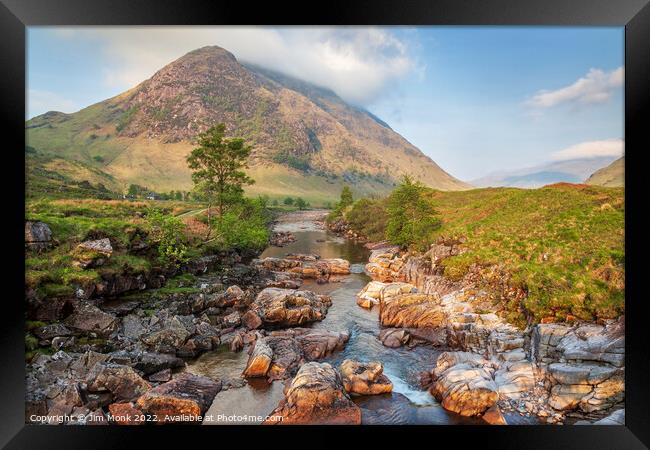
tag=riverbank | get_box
[327,218,625,424]
[24,210,623,425]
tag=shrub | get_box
[385,176,441,250]
[147,209,189,265]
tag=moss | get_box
[25,333,39,351]
[25,320,48,331]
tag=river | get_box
[186,210,488,425]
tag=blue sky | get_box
[27,27,624,180]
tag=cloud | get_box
[550,138,624,161]
[527,66,623,109]
[27,89,79,118]
[50,27,419,105]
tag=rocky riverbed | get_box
[24,210,624,426]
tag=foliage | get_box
[186,123,254,238]
[385,176,442,250]
[340,183,625,325]
[345,197,389,242]
[295,197,309,210]
[146,209,189,265]
[283,197,294,206]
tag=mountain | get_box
[585,156,624,187]
[26,46,468,203]
[471,156,619,189]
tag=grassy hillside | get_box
[339,183,624,326]
[586,156,624,187]
[26,46,468,201]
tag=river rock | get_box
[86,362,151,402]
[430,352,499,417]
[380,292,444,328]
[64,303,118,337]
[264,362,361,425]
[247,288,332,328]
[482,404,507,425]
[254,256,350,279]
[243,334,273,377]
[340,359,393,395]
[243,329,349,380]
[25,221,53,251]
[108,402,144,425]
[136,373,221,422]
[33,323,73,340]
[379,328,410,348]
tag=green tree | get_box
[283,197,294,206]
[386,175,441,250]
[186,123,254,239]
[339,185,353,209]
[271,199,279,206]
[295,197,308,210]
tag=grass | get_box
[341,183,624,326]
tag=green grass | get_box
[342,183,624,326]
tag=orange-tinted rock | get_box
[264,362,361,425]
[482,404,507,425]
[136,373,221,423]
[340,359,393,395]
[108,402,145,425]
[248,288,332,328]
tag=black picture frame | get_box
[2,0,648,447]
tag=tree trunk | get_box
[205,201,212,241]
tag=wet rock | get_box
[340,359,393,395]
[430,352,499,417]
[65,303,118,337]
[254,256,350,279]
[248,288,332,328]
[25,221,53,252]
[264,362,361,425]
[482,404,507,425]
[230,333,244,352]
[243,334,273,377]
[108,402,145,425]
[86,362,151,402]
[243,329,349,380]
[136,373,221,422]
[269,231,296,247]
[131,352,185,375]
[379,328,410,348]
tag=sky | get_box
[26,26,624,181]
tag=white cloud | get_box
[527,66,623,109]
[550,138,624,161]
[50,27,418,105]
[27,89,79,118]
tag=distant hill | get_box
[585,157,624,187]
[471,156,619,189]
[26,45,468,203]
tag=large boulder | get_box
[243,329,349,380]
[430,352,499,417]
[340,359,393,395]
[86,362,151,402]
[247,288,332,328]
[264,362,361,425]
[254,255,350,279]
[379,292,444,328]
[136,373,221,422]
[25,221,53,251]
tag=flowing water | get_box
[187,210,488,425]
